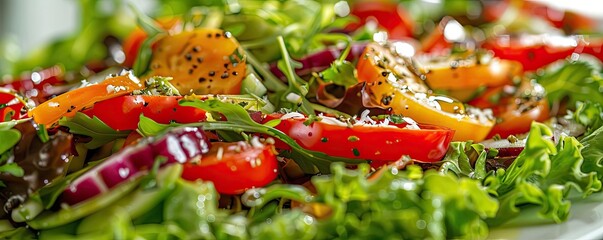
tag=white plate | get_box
[489,192,603,239]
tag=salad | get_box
[1,0,603,239]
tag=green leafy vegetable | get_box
[570,101,603,137]
[273,36,314,115]
[535,61,603,107]
[318,39,358,88]
[0,125,23,182]
[439,141,492,179]
[0,163,24,178]
[59,112,130,149]
[487,123,601,226]
[581,126,603,181]
[0,129,20,155]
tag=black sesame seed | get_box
[208,71,216,76]
[198,77,206,83]
[143,102,149,107]
[224,63,229,68]
[215,33,221,38]
[192,65,198,69]
[185,53,192,61]
[221,72,229,79]
[224,31,232,38]
[189,69,194,74]
[207,33,212,38]
[232,71,238,76]
[197,57,204,63]
[192,46,200,52]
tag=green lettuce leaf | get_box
[306,164,497,239]
[571,101,603,137]
[581,126,603,181]
[439,141,492,179]
[535,61,603,107]
[487,123,602,226]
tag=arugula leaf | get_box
[273,36,314,115]
[319,61,357,87]
[128,4,167,77]
[535,61,603,107]
[487,123,602,226]
[59,112,130,149]
[318,38,358,88]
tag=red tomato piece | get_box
[0,89,27,122]
[483,35,579,71]
[182,141,278,195]
[264,113,454,167]
[1,65,65,103]
[347,1,414,39]
[82,95,207,131]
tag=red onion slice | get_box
[61,127,210,206]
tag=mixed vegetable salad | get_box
[1,0,603,239]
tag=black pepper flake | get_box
[198,77,206,83]
[224,63,229,68]
[220,72,229,79]
[173,108,177,112]
[197,57,204,63]
[192,65,198,69]
[215,33,221,38]
[381,71,390,77]
[185,53,192,61]
[207,33,212,38]
[377,81,382,85]
[189,69,194,75]
[192,46,200,52]
[208,71,216,76]
[143,102,149,107]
